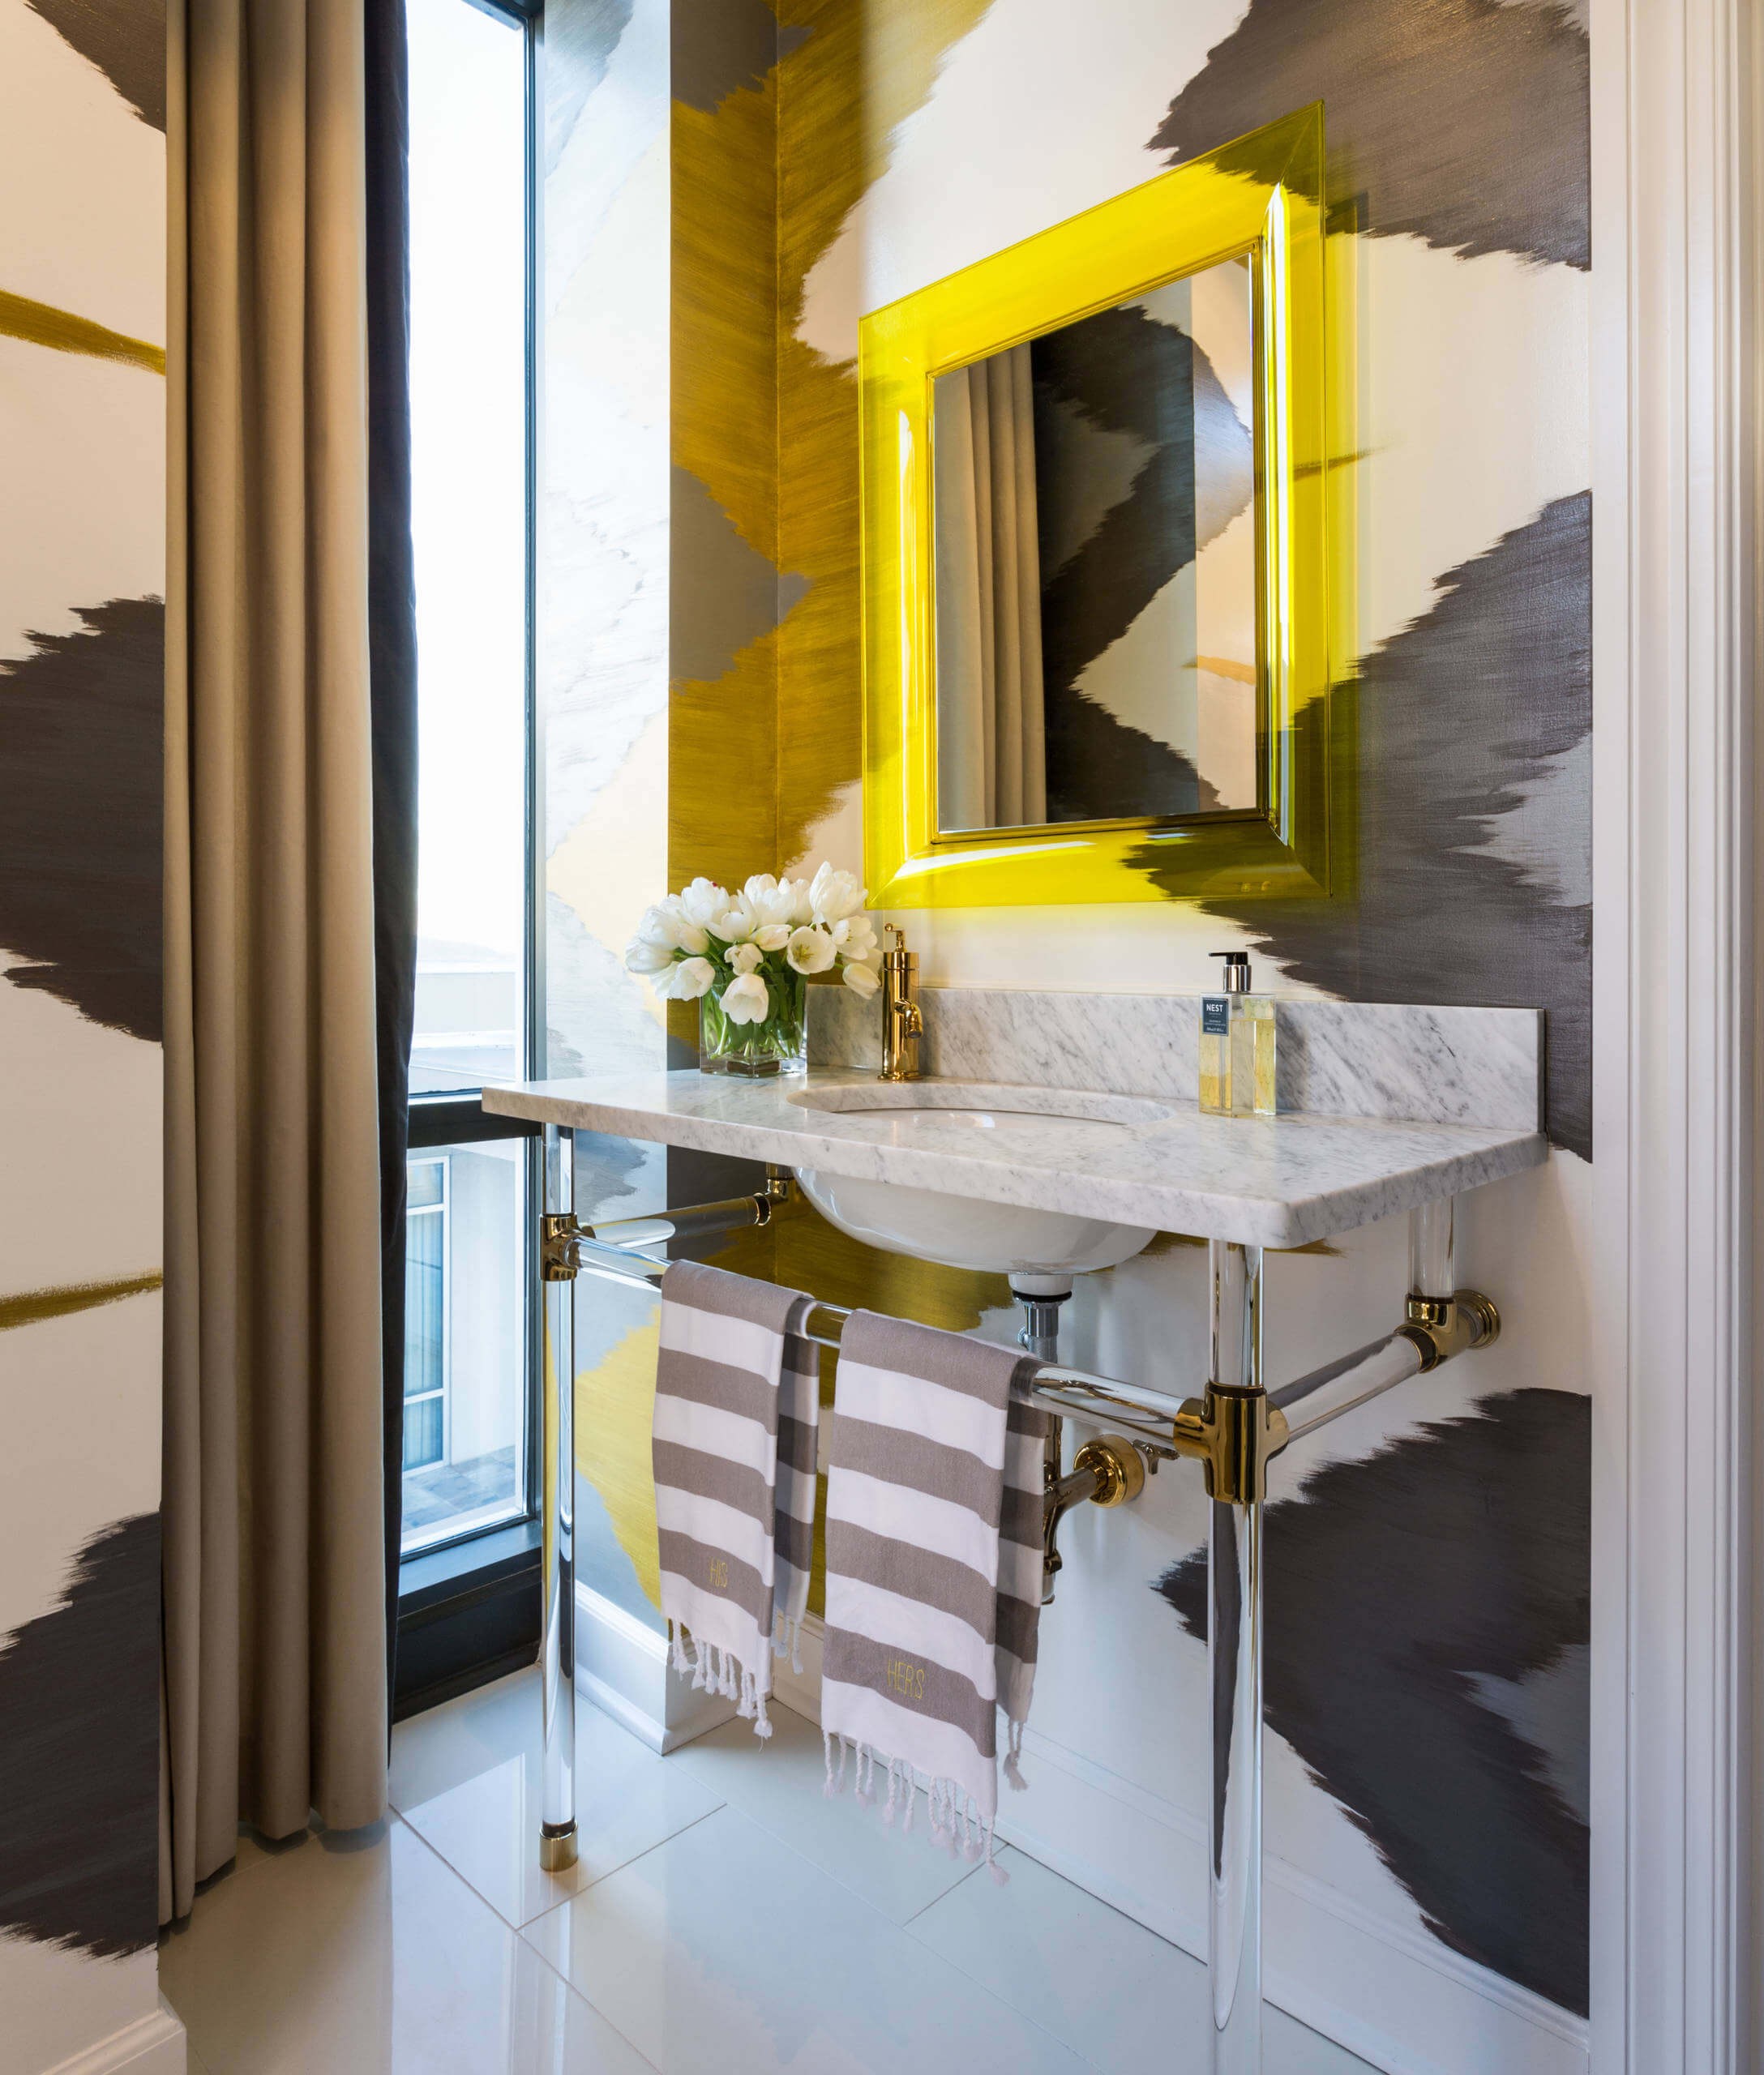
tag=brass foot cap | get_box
[539,1822,579,1872]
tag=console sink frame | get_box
[497,1073,1514,2075]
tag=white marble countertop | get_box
[481,1067,1547,1247]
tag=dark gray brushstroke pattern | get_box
[672,0,810,112]
[27,0,165,130]
[1159,1389,1590,2015]
[1170,492,1593,1158]
[670,464,809,686]
[1030,307,1250,823]
[0,599,164,1043]
[0,1514,161,1955]
[1153,0,1589,269]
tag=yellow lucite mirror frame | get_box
[860,104,1335,909]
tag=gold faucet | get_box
[878,924,923,1080]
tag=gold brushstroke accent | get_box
[0,289,165,374]
[0,1271,163,1333]
[1196,654,1257,685]
[775,0,995,865]
[670,49,781,892]
[575,1315,666,1610]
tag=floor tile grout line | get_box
[400,1777,733,1933]
[513,1798,729,1941]
[392,1814,665,2073]
[511,1795,1095,2073]
[665,1723,991,1930]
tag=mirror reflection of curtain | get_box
[934,346,1047,829]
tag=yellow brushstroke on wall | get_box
[576,1315,666,1609]
[670,44,782,891]
[0,288,165,374]
[0,1271,163,1333]
[773,0,995,865]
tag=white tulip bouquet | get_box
[625,863,880,1075]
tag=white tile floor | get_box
[161,1667,1375,2075]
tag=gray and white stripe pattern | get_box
[820,1312,1046,1873]
[653,1260,816,1736]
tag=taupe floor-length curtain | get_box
[933,345,1047,831]
[162,0,392,1921]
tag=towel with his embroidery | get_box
[820,1311,1046,1874]
[653,1260,820,1735]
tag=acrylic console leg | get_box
[1207,1239,1264,2075]
[539,1123,577,1872]
[1210,1491,1264,2075]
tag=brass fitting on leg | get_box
[1396,1289,1501,1371]
[1170,1385,1291,1506]
[754,1167,796,1222]
[540,1212,582,1281]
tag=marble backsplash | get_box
[808,986,1543,1133]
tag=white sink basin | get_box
[786,1083,1163,1286]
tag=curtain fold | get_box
[933,345,1047,831]
[163,0,398,1921]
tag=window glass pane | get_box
[407,1159,445,1210]
[400,1140,528,1551]
[407,0,527,1093]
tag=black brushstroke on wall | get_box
[0,598,165,1042]
[1030,308,1250,823]
[27,0,165,130]
[1166,493,1593,1157]
[1154,0,1589,269]
[1159,1389,1591,2015]
[0,1514,161,1957]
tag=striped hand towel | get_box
[653,1260,820,1736]
[820,1311,1046,1876]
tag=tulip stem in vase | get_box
[624,864,881,1078]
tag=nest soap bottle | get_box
[1198,951,1278,1118]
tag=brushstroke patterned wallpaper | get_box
[543,2,1592,2064]
[0,3,167,2071]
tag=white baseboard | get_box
[777,1615,1587,2075]
[41,2002,186,2075]
[574,1581,736,1752]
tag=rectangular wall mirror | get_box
[932,253,1257,835]
[861,105,1339,909]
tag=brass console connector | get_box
[1396,1289,1501,1371]
[756,1167,796,1222]
[1171,1385,1291,1507]
[540,1212,582,1281]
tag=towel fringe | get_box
[1004,1716,1028,1791]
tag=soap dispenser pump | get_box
[1198,951,1277,1118]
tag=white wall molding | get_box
[1591,0,1762,2067]
[40,2002,186,2075]
[573,1580,734,1752]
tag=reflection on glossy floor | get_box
[160,1667,1375,2075]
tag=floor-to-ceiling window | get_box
[400,0,538,1594]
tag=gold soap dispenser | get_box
[1198,951,1277,1118]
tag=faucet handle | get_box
[883,922,908,957]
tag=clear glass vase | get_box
[698,967,809,1076]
